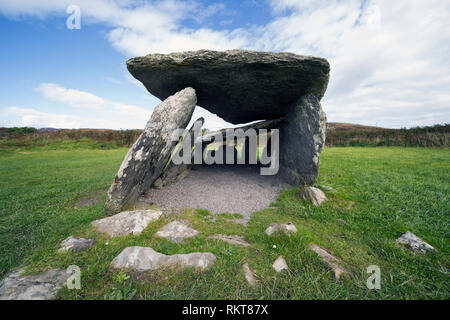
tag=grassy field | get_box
[0,147,448,299]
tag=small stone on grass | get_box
[156,220,199,243]
[396,231,435,254]
[272,256,288,273]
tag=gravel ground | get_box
[143,165,291,223]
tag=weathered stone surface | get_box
[207,234,251,247]
[272,256,288,273]
[152,178,163,189]
[111,246,215,271]
[280,94,327,186]
[92,209,163,237]
[397,231,435,254]
[265,222,297,236]
[299,186,327,206]
[156,220,199,243]
[243,263,257,286]
[161,117,205,186]
[104,88,197,214]
[309,244,350,280]
[58,236,96,252]
[0,269,69,300]
[127,50,330,124]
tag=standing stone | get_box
[161,117,205,186]
[279,94,327,186]
[104,88,197,214]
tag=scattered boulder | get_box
[58,236,96,252]
[242,263,258,286]
[207,234,251,247]
[272,256,289,273]
[0,269,70,300]
[127,49,330,124]
[110,246,215,272]
[104,87,197,214]
[156,220,199,243]
[309,244,351,280]
[92,209,163,237]
[299,186,327,206]
[265,223,297,236]
[280,95,327,186]
[396,231,435,254]
[336,218,347,225]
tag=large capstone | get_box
[127,49,330,124]
[104,87,197,214]
[279,94,327,186]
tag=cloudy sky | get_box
[0,0,449,130]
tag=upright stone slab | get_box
[104,88,197,214]
[279,94,327,186]
[161,117,205,186]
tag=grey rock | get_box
[110,246,215,272]
[127,50,330,124]
[207,234,251,247]
[92,209,163,237]
[104,87,197,214]
[272,256,288,273]
[152,178,163,189]
[156,220,199,243]
[309,244,351,280]
[396,231,435,254]
[299,186,327,206]
[161,117,205,186]
[243,263,257,286]
[265,223,297,236]
[58,236,96,252]
[279,94,327,186]
[0,269,70,300]
[336,218,347,225]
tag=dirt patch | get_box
[142,165,291,224]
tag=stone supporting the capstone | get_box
[279,94,327,186]
[104,87,197,214]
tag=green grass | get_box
[0,147,448,299]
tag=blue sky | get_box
[0,0,449,129]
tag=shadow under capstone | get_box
[141,165,292,224]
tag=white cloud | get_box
[3,83,153,129]
[1,0,449,128]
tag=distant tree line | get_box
[0,123,448,150]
